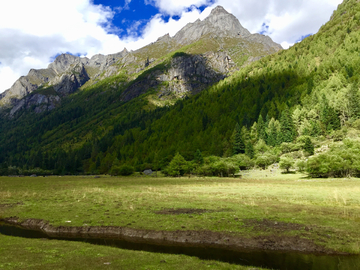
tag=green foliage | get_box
[295,159,307,172]
[278,109,297,143]
[111,165,135,176]
[279,156,295,173]
[255,153,277,170]
[164,153,188,177]
[303,137,314,155]
[320,94,341,131]
[306,139,360,177]
[245,141,255,159]
[196,156,238,177]
[232,123,245,155]
[193,149,204,165]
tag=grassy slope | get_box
[1,173,360,254]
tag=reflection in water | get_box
[1,223,359,270]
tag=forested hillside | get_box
[1,0,360,177]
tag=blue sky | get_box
[0,0,342,93]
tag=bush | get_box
[255,154,277,169]
[306,141,360,178]
[279,156,295,173]
[351,119,360,130]
[195,157,239,177]
[228,154,254,170]
[330,130,344,141]
[295,160,307,172]
[111,165,135,176]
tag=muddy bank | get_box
[1,216,342,255]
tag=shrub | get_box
[279,156,295,173]
[229,154,254,170]
[111,165,135,176]
[295,160,307,172]
[255,154,277,170]
[306,142,360,178]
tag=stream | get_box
[1,223,359,270]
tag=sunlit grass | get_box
[1,173,360,253]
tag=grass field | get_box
[1,170,360,268]
[0,233,265,270]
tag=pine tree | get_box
[166,153,188,177]
[232,123,245,155]
[347,84,360,119]
[245,141,255,159]
[194,149,204,165]
[278,109,296,143]
[320,94,340,131]
[257,115,267,141]
[303,137,314,155]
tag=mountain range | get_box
[0,6,281,116]
[1,0,360,177]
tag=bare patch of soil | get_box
[243,218,311,233]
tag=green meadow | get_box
[1,171,360,268]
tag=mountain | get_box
[1,0,360,177]
[0,6,281,117]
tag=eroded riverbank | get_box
[2,217,360,270]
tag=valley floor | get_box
[1,171,360,269]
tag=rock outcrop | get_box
[120,52,228,102]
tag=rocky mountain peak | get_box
[209,5,229,16]
[48,54,81,74]
[173,5,250,44]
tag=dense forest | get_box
[1,0,360,177]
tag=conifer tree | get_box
[347,84,360,119]
[245,141,255,159]
[166,153,188,177]
[303,137,314,155]
[278,109,296,143]
[194,149,204,165]
[257,115,267,141]
[320,94,340,131]
[232,123,245,155]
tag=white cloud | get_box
[0,0,343,93]
[145,0,213,16]
[0,0,126,92]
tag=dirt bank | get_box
[1,216,345,255]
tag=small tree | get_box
[194,149,204,165]
[232,123,245,155]
[165,153,188,177]
[279,156,295,173]
[245,141,255,159]
[303,137,314,155]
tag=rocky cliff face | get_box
[121,52,230,102]
[173,6,250,44]
[0,5,282,117]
